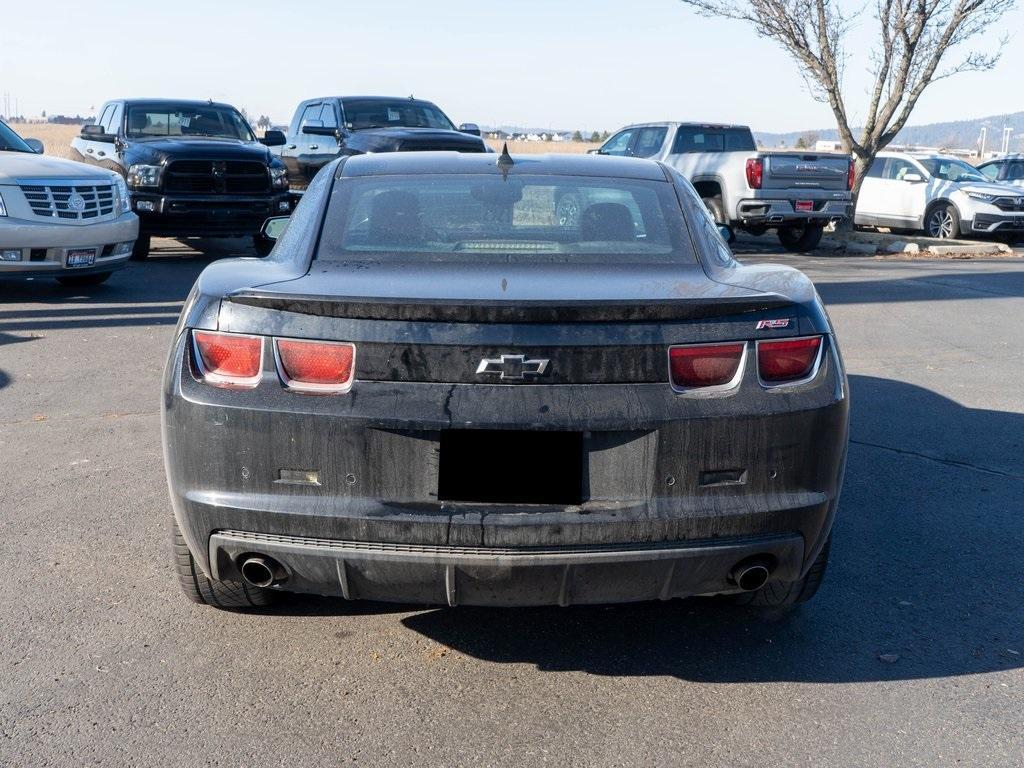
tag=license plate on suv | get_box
[66,249,96,268]
[795,201,814,213]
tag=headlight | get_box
[127,164,162,189]
[269,166,289,190]
[965,191,995,202]
[112,175,130,214]
[0,191,6,217]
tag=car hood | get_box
[124,136,276,165]
[0,152,116,184]
[347,127,487,153]
[956,182,1022,197]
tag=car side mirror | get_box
[902,172,924,183]
[717,225,732,241]
[24,138,44,153]
[587,148,604,155]
[301,120,338,137]
[260,129,287,147]
[261,216,290,241]
[458,123,481,136]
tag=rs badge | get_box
[756,319,791,330]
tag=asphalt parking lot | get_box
[2,238,1022,767]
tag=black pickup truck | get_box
[70,99,292,257]
[277,96,489,192]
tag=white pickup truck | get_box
[591,122,854,251]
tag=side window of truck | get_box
[299,103,321,129]
[671,128,724,154]
[632,127,667,158]
[96,104,114,134]
[319,103,338,129]
[103,103,123,135]
[601,129,635,156]
[1006,162,1024,181]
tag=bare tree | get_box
[679,0,1015,201]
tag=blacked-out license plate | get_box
[66,249,96,268]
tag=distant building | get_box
[815,140,844,152]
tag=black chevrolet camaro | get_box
[162,150,849,610]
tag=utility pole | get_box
[1002,126,1013,155]
[978,126,987,159]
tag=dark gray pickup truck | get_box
[593,122,854,250]
[277,96,488,193]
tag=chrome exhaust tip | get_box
[730,559,772,591]
[239,555,285,588]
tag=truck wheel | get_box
[130,235,151,260]
[777,222,824,251]
[924,203,959,239]
[733,537,831,607]
[173,521,275,610]
[702,196,734,243]
[252,234,275,257]
[56,271,112,288]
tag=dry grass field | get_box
[7,122,599,159]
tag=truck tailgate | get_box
[763,153,849,192]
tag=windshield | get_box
[341,99,455,131]
[0,120,33,152]
[125,104,254,140]
[920,157,988,183]
[318,174,696,265]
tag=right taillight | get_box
[757,336,823,383]
[669,342,745,390]
[847,160,855,191]
[192,330,263,388]
[275,338,356,393]
[745,158,763,189]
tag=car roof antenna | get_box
[497,142,514,179]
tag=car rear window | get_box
[317,174,697,264]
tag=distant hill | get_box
[755,111,1024,153]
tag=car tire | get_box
[252,234,275,257]
[56,271,112,288]
[924,202,960,239]
[732,536,832,607]
[172,521,276,610]
[777,222,824,251]
[702,196,735,243]
[130,235,151,260]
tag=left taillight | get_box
[192,330,264,388]
[757,336,823,384]
[669,342,745,391]
[847,160,856,191]
[745,158,763,190]
[275,338,356,393]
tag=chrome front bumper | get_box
[0,212,139,275]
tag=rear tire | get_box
[777,222,824,251]
[56,271,112,288]
[173,520,275,610]
[732,536,831,607]
[924,202,960,239]
[130,235,151,260]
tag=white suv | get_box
[1,120,138,287]
[854,151,1024,239]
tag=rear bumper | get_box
[0,212,138,277]
[209,529,806,606]
[132,192,292,237]
[735,196,852,226]
[164,330,849,606]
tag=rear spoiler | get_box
[225,291,794,324]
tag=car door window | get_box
[319,103,338,129]
[671,127,727,154]
[601,129,635,156]
[884,159,917,181]
[978,163,999,181]
[632,127,667,158]
[1006,162,1024,181]
[299,103,322,129]
[103,103,123,135]
[95,105,113,135]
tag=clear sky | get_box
[1,0,1020,133]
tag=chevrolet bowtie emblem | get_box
[476,354,550,380]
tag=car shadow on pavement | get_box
[357,374,1020,684]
